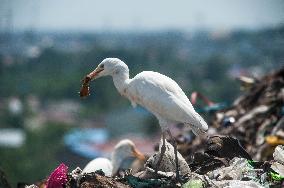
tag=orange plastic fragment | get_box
[265,135,284,146]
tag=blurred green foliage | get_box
[0,42,240,111]
[0,123,71,187]
[1,27,282,111]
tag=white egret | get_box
[82,139,145,176]
[82,58,208,180]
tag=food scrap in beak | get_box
[79,67,104,98]
[79,76,91,98]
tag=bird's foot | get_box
[154,142,166,175]
[174,172,181,183]
[166,129,181,183]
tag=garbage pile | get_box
[212,67,284,161]
[24,136,284,188]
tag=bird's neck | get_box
[111,150,130,175]
[112,71,130,94]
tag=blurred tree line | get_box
[0,26,282,113]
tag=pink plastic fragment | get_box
[46,163,68,188]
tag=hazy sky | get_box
[1,0,284,31]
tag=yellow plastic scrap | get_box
[265,136,284,146]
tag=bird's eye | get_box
[100,64,104,69]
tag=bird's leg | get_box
[167,129,180,182]
[155,131,166,174]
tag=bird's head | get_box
[111,139,145,175]
[87,58,129,80]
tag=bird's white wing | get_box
[127,71,208,133]
[83,158,113,176]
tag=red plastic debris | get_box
[46,163,68,188]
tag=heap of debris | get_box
[23,136,284,188]
[212,68,284,161]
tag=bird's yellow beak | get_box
[87,67,104,80]
[132,148,145,161]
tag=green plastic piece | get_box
[269,172,284,181]
[182,179,204,188]
[247,160,257,167]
